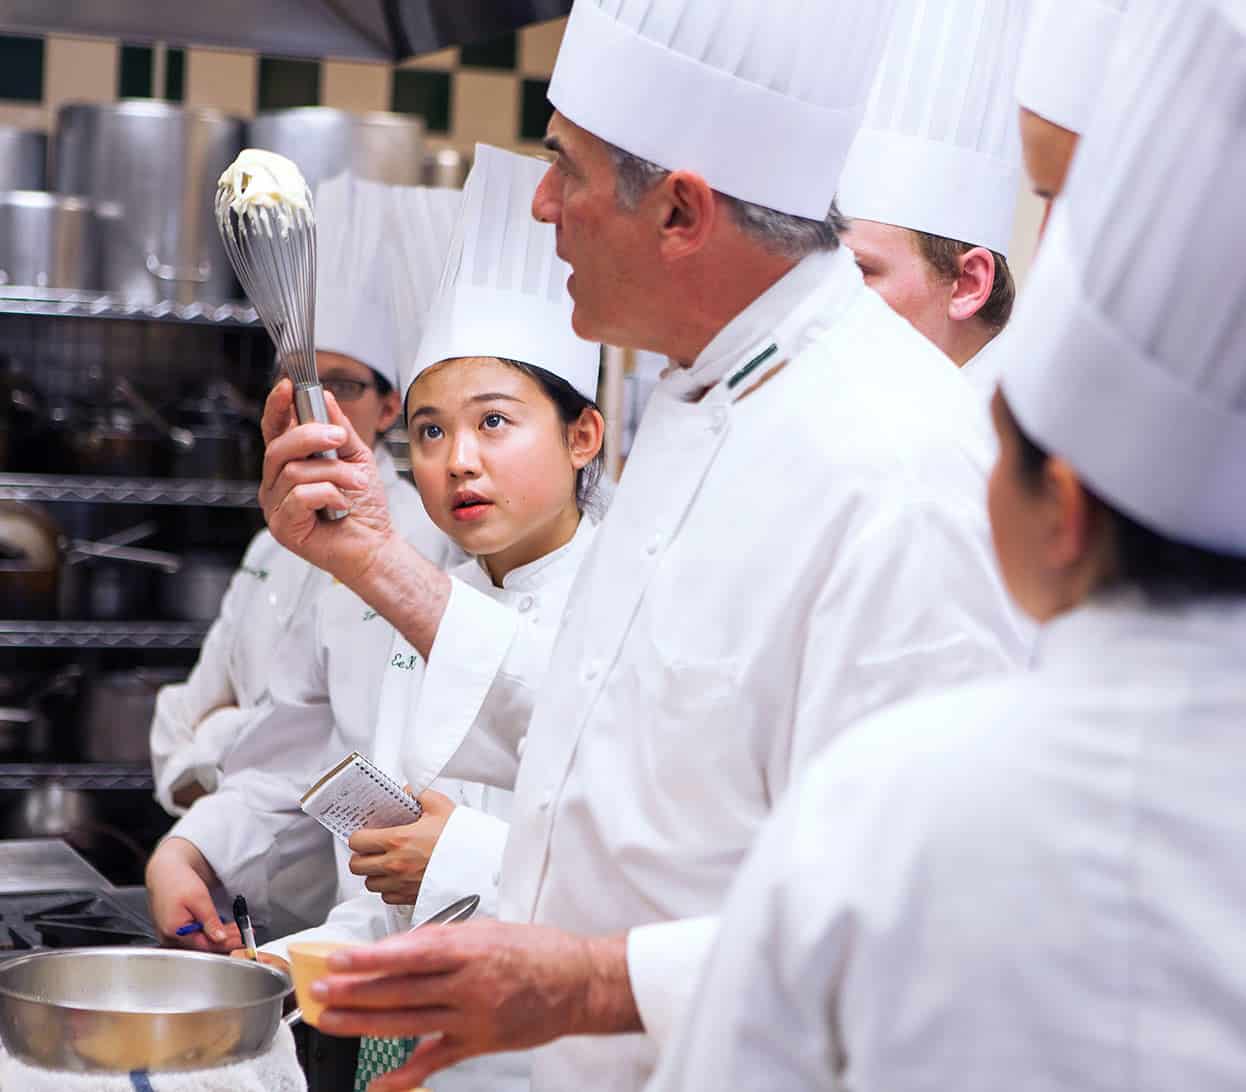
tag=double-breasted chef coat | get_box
[397,245,1029,1091]
[647,592,1246,1092]
[163,448,458,934]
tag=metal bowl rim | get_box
[0,948,292,1015]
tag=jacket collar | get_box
[1037,590,1246,675]
[466,514,598,594]
[662,247,863,403]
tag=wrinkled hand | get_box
[348,789,456,905]
[145,837,241,953]
[231,949,291,976]
[313,922,637,1090]
[258,378,396,583]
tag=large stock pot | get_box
[0,128,47,190]
[0,191,99,290]
[249,107,426,194]
[53,101,244,304]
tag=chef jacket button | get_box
[584,661,601,683]
[517,735,528,759]
[267,593,279,607]
[539,787,555,810]
[710,406,728,433]
[518,595,535,613]
[645,534,662,556]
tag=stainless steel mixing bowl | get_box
[0,947,292,1072]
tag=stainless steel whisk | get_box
[215,174,346,519]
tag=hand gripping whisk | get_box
[215,167,347,520]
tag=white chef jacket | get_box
[961,327,1008,401]
[495,246,1029,1091]
[165,448,459,934]
[149,530,319,816]
[648,592,1246,1092]
[150,448,452,817]
[258,518,597,1092]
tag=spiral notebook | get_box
[300,751,424,844]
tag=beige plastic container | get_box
[287,941,353,1028]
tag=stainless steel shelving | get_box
[0,474,258,507]
[0,621,209,650]
[0,764,153,791]
[0,288,260,327]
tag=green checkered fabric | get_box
[354,1035,417,1090]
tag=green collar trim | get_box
[727,342,779,391]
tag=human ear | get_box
[1043,456,1095,569]
[654,171,717,262]
[948,247,995,323]
[377,387,403,433]
[566,407,605,470]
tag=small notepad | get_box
[300,751,424,844]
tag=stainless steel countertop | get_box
[0,838,114,894]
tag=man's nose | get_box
[532,163,561,225]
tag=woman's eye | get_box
[420,424,443,441]
[482,413,505,430]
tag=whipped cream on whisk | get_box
[217,148,313,236]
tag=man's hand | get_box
[231,949,291,976]
[313,922,640,1090]
[348,790,456,905]
[145,837,241,953]
[259,378,397,583]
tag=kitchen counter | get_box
[0,839,114,894]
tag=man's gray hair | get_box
[608,143,844,261]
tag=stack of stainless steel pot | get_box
[53,101,245,304]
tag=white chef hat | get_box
[547,0,900,221]
[1015,0,1128,135]
[1001,0,1246,557]
[404,144,600,402]
[837,0,1030,256]
[387,184,463,388]
[316,174,459,391]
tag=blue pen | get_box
[175,921,205,936]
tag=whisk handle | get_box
[293,383,348,522]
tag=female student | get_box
[162,145,602,1092]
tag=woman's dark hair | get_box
[501,359,605,513]
[372,371,393,397]
[1004,397,1246,602]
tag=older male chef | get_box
[648,4,1246,1088]
[838,0,1030,397]
[145,177,461,946]
[257,0,1027,1089]
[1016,0,1129,229]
